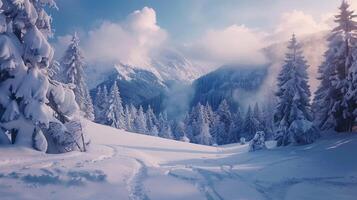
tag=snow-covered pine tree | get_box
[242,105,259,141]
[94,85,108,124]
[94,86,102,121]
[133,106,147,134]
[261,103,275,140]
[146,105,158,135]
[124,104,133,131]
[105,81,125,129]
[150,125,159,137]
[274,34,318,146]
[0,0,84,152]
[127,104,137,132]
[158,111,173,139]
[314,1,357,132]
[57,33,94,121]
[229,107,244,143]
[253,103,262,124]
[183,112,194,142]
[173,120,187,141]
[205,102,215,127]
[194,106,212,145]
[215,100,233,145]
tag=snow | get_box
[0,121,357,200]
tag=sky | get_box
[53,0,349,42]
[51,0,357,72]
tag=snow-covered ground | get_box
[0,121,356,200]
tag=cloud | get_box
[182,9,331,70]
[55,7,167,68]
[183,25,268,69]
[271,10,330,42]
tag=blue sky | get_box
[52,0,344,43]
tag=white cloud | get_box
[350,0,357,10]
[183,25,268,68]
[56,7,167,68]
[272,10,330,41]
[54,4,356,82]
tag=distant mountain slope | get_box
[92,64,168,109]
[191,65,268,110]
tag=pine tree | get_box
[158,111,173,139]
[128,104,138,132]
[194,108,212,145]
[242,106,259,141]
[261,103,275,140]
[133,106,147,134]
[253,103,262,123]
[314,1,357,132]
[105,81,125,129]
[183,112,194,142]
[205,102,215,127]
[230,107,244,143]
[124,104,133,131]
[150,125,159,137]
[0,1,83,151]
[173,121,187,141]
[215,100,232,145]
[146,105,158,135]
[274,34,318,146]
[58,33,94,121]
[94,85,109,124]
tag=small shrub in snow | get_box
[180,135,190,143]
[240,137,246,145]
[249,131,266,152]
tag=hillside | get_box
[0,121,356,200]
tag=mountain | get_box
[150,48,202,82]
[91,32,325,115]
[190,65,269,111]
[90,49,203,112]
[92,64,167,110]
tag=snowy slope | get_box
[0,121,357,200]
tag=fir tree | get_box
[94,85,109,124]
[128,104,138,132]
[124,104,133,131]
[274,34,318,146]
[0,1,83,151]
[242,106,259,141]
[314,1,357,132]
[146,105,158,135]
[105,81,125,129]
[58,33,94,121]
[230,107,244,143]
[253,103,262,123]
[133,106,147,134]
[215,100,233,145]
[158,111,173,139]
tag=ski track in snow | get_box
[167,165,225,200]
[128,158,150,200]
